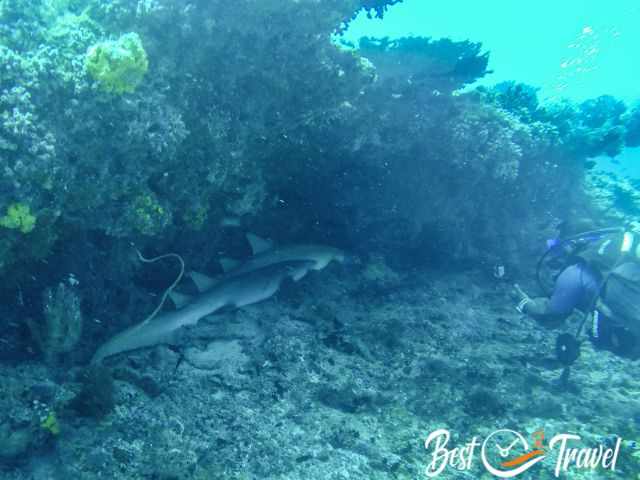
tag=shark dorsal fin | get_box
[219,257,240,273]
[189,270,218,292]
[246,233,273,255]
[169,291,194,309]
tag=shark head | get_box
[311,245,359,271]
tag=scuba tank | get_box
[536,227,624,296]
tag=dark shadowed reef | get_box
[1,0,640,478]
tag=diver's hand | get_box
[512,283,532,313]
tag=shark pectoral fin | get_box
[188,270,219,292]
[169,291,194,309]
[220,216,242,228]
[246,233,273,254]
[219,257,240,273]
[291,268,309,282]
[285,260,315,282]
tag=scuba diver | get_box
[514,220,640,361]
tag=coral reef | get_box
[359,0,404,18]
[355,36,490,91]
[1,0,631,287]
[39,411,60,436]
[485,83,632,158]
[85,32,148,94]
[626,105,640,147]
[2,268,639,478]
[67,365,114,418]
[586,168,640,225]
[27,282,83,364]
[0,203,36,233]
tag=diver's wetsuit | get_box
[523,262,599,327]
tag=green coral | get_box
[129,192,170,236]
[85,32,148,94]
[40,411,60,436]
[182,204,209,231]
[0,203,37,233]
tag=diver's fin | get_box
[219,257,240,273]
[169,291,194,309]
[188,271,218,292]
[246,233,273,255]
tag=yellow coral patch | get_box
[0,203,37,233]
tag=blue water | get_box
[343,0,640,174]
[599,146,640,177]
